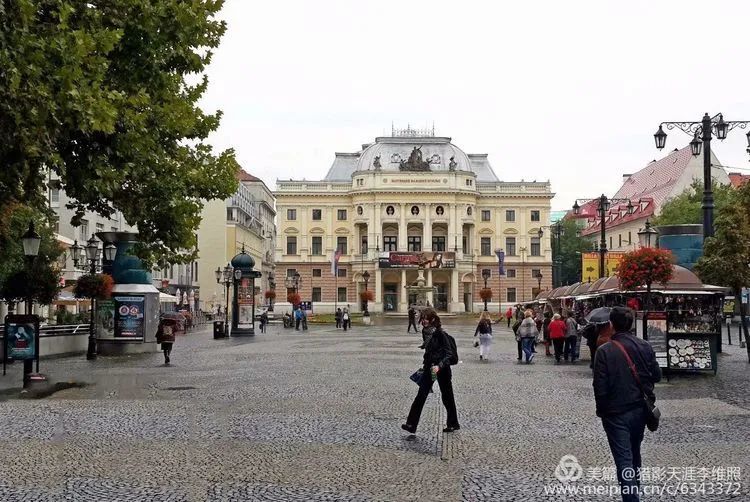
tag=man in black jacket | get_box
[402,308,460,434]
[593,307,661,502]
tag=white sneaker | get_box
[528,353,535,363]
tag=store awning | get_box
[160,292,178,303]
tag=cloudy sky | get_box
[200,0,750,210]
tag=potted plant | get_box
[360,290,374,324]
[287,292,301,308]
[479,287,493,311]
[73,273,114,300]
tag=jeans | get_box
[407,320,418,332]
[564,336,577,361]
[521,337,535,362]
[406,366,459,429]
[602,407,647,502]
[552,338,565,361]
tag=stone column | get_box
[399,203,407,251]
[448,204,457,256]
[399,269,408,312]
[424,204,432,251]
[450,268,461,313]
[426,269,434,306]
[374,268,383,312]
[372,203,380,255]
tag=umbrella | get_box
[585,307,612,324]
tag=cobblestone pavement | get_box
[1,319,748,501]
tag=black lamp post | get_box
[573,196,634,279]
[481,269,491,311]
[637,220,659,341]
[362,270,370,316]
[215,264,233,335]
[84,235,101,360]
[552,222,563,287]
[536,272,543,294]
[21,221,41,381]
[654,113,750,241]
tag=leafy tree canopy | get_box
[651,179,736,227]
[0,204,63,304]
[553,218,593,286]
[0,0,238,266]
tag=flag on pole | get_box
[331,249,342,276]
[495,249,505,276]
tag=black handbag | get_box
[611,340,661,432]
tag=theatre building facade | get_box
[274,129,553,314]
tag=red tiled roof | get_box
[237,169,262,182]
[728,172,750,188]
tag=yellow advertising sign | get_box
[581,252,626,283]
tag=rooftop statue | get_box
[399,146,431,171]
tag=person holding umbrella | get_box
[582,307,615,368]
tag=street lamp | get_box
[362,270,370,316]
[20,220,41,381]
[638,220,658,248]
[654,112,750,240]
[572,195,634,279]
[536,272,543,294]
[216,264,233,335]
[481,268,491,312]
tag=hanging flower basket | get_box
[287,292,301,306]
[616,248,675,290]
[359,290,374,302]
[73,274,114,300]
[265,290,276,300]
[479,288,493,301]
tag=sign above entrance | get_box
[379,252,456,269]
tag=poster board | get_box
[97,299,116,338]
[646,312,668,368]
[237,278,254,328]
[114,296,145,340]
[3,314,40,376]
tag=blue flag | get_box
[495,249,505,276]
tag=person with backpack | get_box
[294,306,303,330]
[474,311,493,361]
[517,309,539,364]
[342,309,350,331]
[402,308,460,434]
[156,318,177,365]
[259,311,268,333]
[594,307,661,502]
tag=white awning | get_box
[160,292,178,302]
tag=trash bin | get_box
[213,321,225,339]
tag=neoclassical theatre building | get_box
[274,128,553,314]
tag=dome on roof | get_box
[357,136,473,174]
[231,250,256,270]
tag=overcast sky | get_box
[200,0,750,211]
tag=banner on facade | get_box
[378,251,456,269]
[114,296,145,339]
[581,252,625,283]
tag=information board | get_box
[646,312,668,368]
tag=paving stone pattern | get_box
[0,320,748,501]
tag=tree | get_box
[651,180,736,227]
[694,182,750,362]
[552,218,593,286]
[0,1,238,266]
[0,204,63,306]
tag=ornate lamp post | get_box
[481,268,491,311]
[654,113,750,240]
[79,234,116,360]
[638,220,658,249]
[573,196,634,279]
[20,221,41,380]
[215,264,233,335]
[536,272,543,294]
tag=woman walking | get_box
[517,310,539,364]
[505,307,513,328]
[474,312,493,361]
[548,313,567,364]
[156,318,177,365]
[402,308,460,434]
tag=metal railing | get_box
[0,324,89,340]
